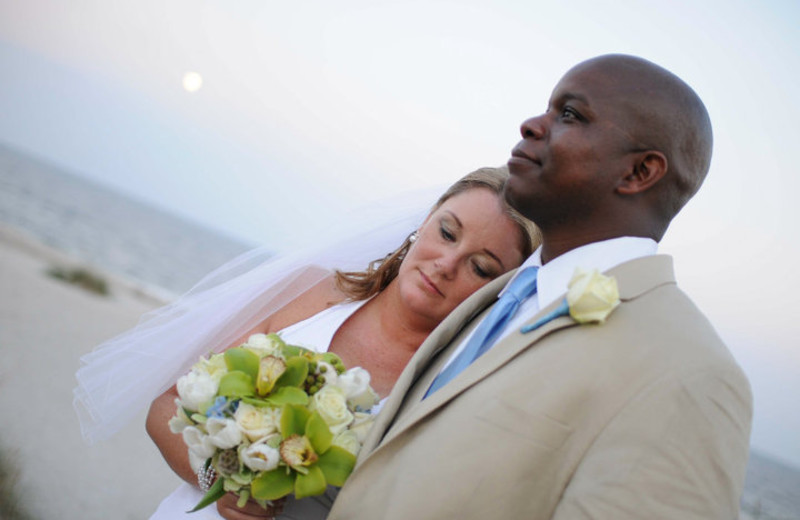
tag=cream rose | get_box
[194,354,228,381]
[566,268,620,323]
[234,403,281,442]
[243,333,282,357]
[331,430,361,456]
[336,367,379,411]
[349,412,376,443]
[176,371,218,412]
[310,386,353,435]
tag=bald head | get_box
[570,54,714,217]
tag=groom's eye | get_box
[561,106,582,121]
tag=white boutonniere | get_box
[521,267,620,333]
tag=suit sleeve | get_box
[550,367,752,520]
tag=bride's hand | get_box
[216,493,285,520]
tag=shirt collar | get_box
[502,237,658,310]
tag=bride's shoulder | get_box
[261,269,347,333]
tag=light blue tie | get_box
[425,266,539,397]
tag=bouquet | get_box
[168,333,379,512]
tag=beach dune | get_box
[0,225,182,519]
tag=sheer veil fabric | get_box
[73,186,441,444]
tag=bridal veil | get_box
[73,186,440,444]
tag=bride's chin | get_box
[413,298,451,326]
[395,288,440,321]
[390,275,446,318]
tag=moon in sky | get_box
[182,71,203,93]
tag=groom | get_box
[329,55,752,519]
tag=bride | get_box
[76,167,539,520]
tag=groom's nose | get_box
[520,115,546,140]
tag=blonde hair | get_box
[335,166,540,300]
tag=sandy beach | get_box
[0,225,182,519]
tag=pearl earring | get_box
[409,231,419,243]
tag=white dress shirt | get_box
[439,236,658,371]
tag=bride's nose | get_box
[434,252,459,279]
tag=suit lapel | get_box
[379,294,578,448]
[611,254,675,300]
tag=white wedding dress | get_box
[150,298,375,520]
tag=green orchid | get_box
[250,403,356,500]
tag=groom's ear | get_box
[616,151,668,195]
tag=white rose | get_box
[194,354,228,381]
[244,333,282,357]
[234,403,281,442]
[310,386,353,435]
[240,443,281,472]
[176,371,218,412]
[331,430,361,456]
[183,426,216,459]
[206,417,243,449]
[566,268,620,323]
[337,367,379,410]
[349,412,376,443]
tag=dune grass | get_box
[46,265,109,296]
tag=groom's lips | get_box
[419,271,444,297]
[508,147,542,168]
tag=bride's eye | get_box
[440,224,456,242]
[472,261,494,279]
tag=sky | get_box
[1,0,798,468]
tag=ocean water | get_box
[741,451,800,519]
[0,142,798,518]
[0,142,254,297]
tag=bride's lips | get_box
[419,271,444,297]
[508,147,541,168]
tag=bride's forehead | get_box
[434,190,514,234]
[439,187,500,212]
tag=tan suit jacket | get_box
[328,255,752,519]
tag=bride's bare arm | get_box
[146,384,196,483]
[145,271,344,487]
